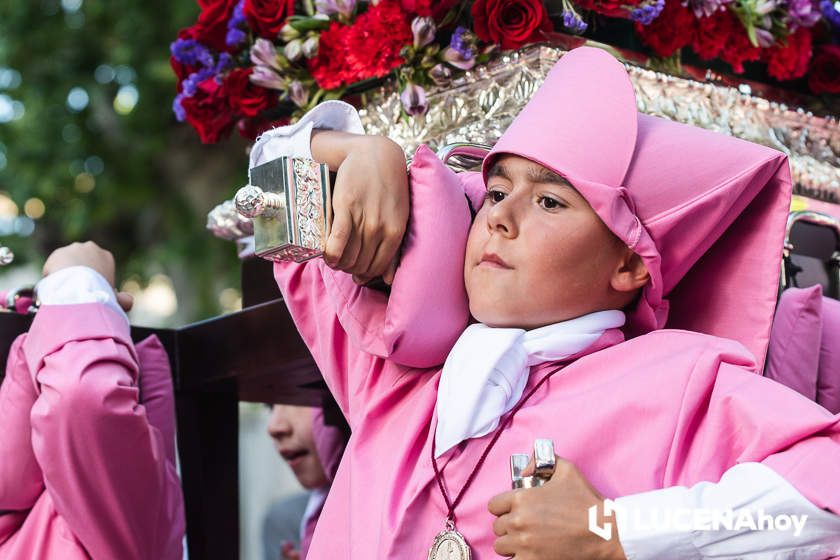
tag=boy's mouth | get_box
[479,252,512,268]
[279,448,308,464]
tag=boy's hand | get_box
[44,241,116,286]
[488,456,627,560]
[321,135,409,285]
[43,241,134,312]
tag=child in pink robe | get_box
[255,48,840,558]
[0,242,185,559]
[265,404,348,559]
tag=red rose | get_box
[808,44,840,94]
[764,27,812,81]
[194,0,239,52]
[180,77,236,144]
[225,68,278,117]
[635,0,694,57]
[471,0,553,50]
[690,9,732,60]
[308,21,354,89]
[715,13,760,73]
[400,0,459,19]
[576,0,637,18]
[344,0,413,79]
[244,0,295,39]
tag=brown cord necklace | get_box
[427,363,565,560]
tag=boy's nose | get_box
[267,407,293,439]
[486,197,519,238]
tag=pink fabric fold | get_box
[819,296,840,413]
[765,285,823,400]
[0,304,184,560]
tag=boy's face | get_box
[267,404,329,489]
[464,155,632,329]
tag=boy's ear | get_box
[611,248,650,293]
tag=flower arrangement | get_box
[171,0,840,143]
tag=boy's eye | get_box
[539,196,565,210]
[485,189,506,203]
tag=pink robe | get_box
[0,304,185,560]
[272,167,840,558]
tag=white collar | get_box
[434,310,625,457]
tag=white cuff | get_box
[248,100,364,169]
[614,485,701,560]
[36,266,129,325]
[614,463,840,560]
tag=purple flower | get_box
[412,16,437,48]
[443,27,477,70]
[289,80,309,108]
[400,83,428,116]
[173,94,187,122]
[443,47,476,70]
[250,66,286,90]
[314,0,356,17]
[449,26,476,59]
[182,67,215,96]
[226,28,247,47]
[755,27,776,46]
[170,38,214,68]
[562,10,588,32]
[429,63,453,86]
[681,0,732,18]
[232,0,246,23]
[629,0,665,24]
[819,0,840,26]
[214,52,234,76]
[786,0,821,28]
[251,38,283,71]
[226,0,249,47]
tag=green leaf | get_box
[288,15,332,33]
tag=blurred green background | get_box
[0,0,251,326]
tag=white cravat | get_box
[434,310,626,457]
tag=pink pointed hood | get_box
[483,46,792,369]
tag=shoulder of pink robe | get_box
[657,329,840,515]
[7,303,184,560]
[273,145,474,420]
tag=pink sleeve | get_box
[666,337,840,515]
[21,303,185,560]
[0,335,44,544]
[273,259,383,418]
[274,145,474,412]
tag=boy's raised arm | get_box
[310,129,409,285]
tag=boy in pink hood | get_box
[0,242,185,560]
[251,47,840,558]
